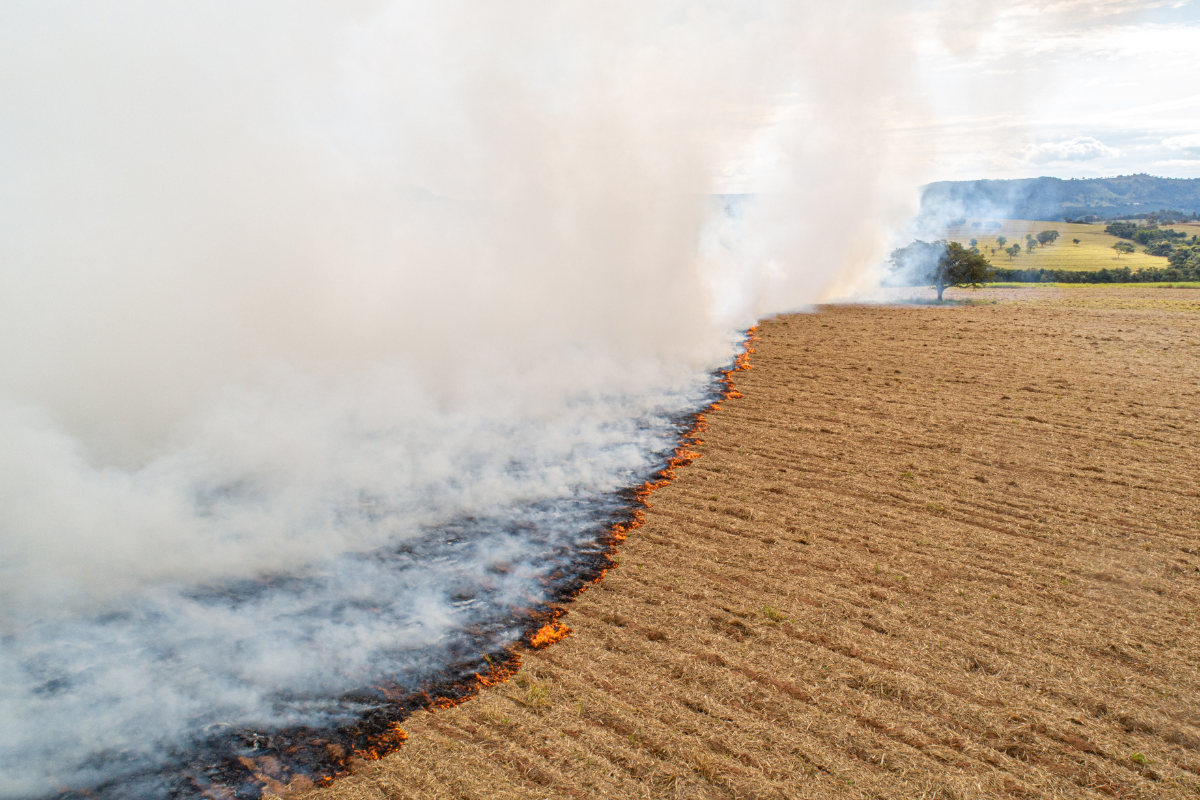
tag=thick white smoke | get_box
[0,1,930,795]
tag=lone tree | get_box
[1072,238,1081,245]
[997,236,1007,247]
[1036,230,1060,246]
[1006,244,1021,259]
[1112,241,1135,258]
[890,240,992,301]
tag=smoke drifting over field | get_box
[1,1,930,795]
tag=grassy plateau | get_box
[945,219,1200,273]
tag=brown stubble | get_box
[294,286,1200,800]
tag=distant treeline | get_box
[1064,209,1198,225]
[990,264,1200,284]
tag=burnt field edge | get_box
[48,329,758,800]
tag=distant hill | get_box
[919,174,1200,222]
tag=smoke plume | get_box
[0,1,929,795]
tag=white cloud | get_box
[1163,133,1200,154]
[1022,135,1120,163]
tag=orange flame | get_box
[529,621,572,648]
[356,723,409,760]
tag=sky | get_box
[897,0,1200,182]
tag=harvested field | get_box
[295,286,1200,800]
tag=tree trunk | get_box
[936,284,944,301]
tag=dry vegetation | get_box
[293,286,1200,800]
[945,220,1200,272]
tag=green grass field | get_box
[942,219,1200,272]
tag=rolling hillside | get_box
[921,175,1200,222]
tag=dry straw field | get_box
[294,285,1200,800]
[945,220,1200,273]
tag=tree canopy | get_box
[1131,227,1187,246]
[1168,242,1200,272]
[933,242,991,299]
[890,240,992,300]
[1105,221,1137,239]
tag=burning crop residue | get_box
[278,329,763,792]
[529,621,572,649]
[1,2,934,794]
[217,331,761,798]
[15,335,757,800]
